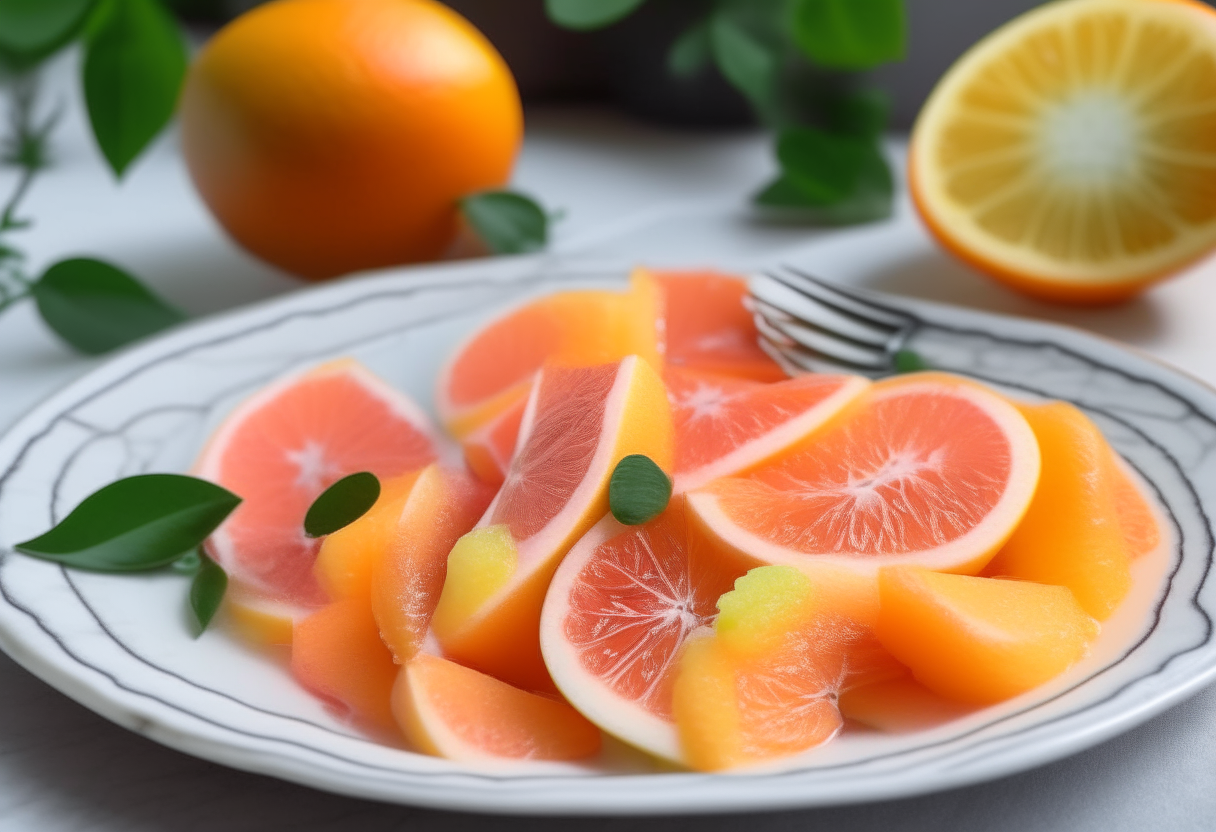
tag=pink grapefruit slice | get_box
[688,372,1041,576]
[431,356,673,692]
[666,367,869,492]
[196,359,442,608]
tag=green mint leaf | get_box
[0,0,96,64]
[544,0,646,30]
[893,349,928,373]
[170,548,202,574]
[189,552,227,634]
[304,472,380,538]
[82,0,187,177]
[790,0,906,70]
[460,190,549,255]
[609,455,672,526]
[755,129,893,224]
[708,7,782,115]
[15,474,242,573]
[667,17,712,77]
[821,89,890,138]
[32,257,186,354]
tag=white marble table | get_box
[2,54,1216,831]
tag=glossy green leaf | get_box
[304,472,381,538]
[83,0,187,177]
[821,89,890,138]
[189,552,227,634]
[893,349,929,373]
[545,0,646,30]
[460,191,549,255]
[668,17,712,77]
[32,257,185,354]
[708,7,782,113]
[170,548,202,574]
[15,474,241,572]
[0,0,96,64]
[755,128,893,224]
[609,454,672,526]
[790,0,906,70]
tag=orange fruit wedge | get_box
[910,0,1216,303]
[666,367,869,493]
[540,501,746,764]
[984,401,1133,619]
[637,268,787,382]
[393,654,602,762]
[672,565,903,771]
[688,372,1041,576]
[431,356,673,692]
[434,277,661,438]
[1111,455,1162,559]
[197,359,442,609]
[839,674,975,733]
[877,566,1099,705]
[459,390,528,487]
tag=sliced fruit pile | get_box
[196,268,1164,770]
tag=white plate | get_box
[0,252,1213,816]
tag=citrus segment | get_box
[984,401,1131,619]
[392,654,602,762]
[839,675,975,732]
[370,466,494,663]
[313,471,423,601]
[540,502,745,763]
[666,367,869,492]
[910,0,1216,302]
[672,565,902,771]
[222,587,301,646]
[876,567,1099,705]
[1111,456,1161,559]
[433,357,674,692]
[460,392,527,487]
[435,281,661,438]
[197,360,442,607]
[688,372,1041,576]
[291,595,399,734]
[639,269,786,381]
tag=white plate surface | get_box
[0,253,1213,816]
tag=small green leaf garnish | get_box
[31,257,186,354]
[893,349,928,373]
[304,472,380,538]
[189,552,227,635]
[609,454,672,526]
[0,0,97,66]
[789,0,906,70]
[170,548,202,575]
[459,190,549,255]
[545,0,647,30]
[708,6,782,116]
[15,474,241,572]
[82,0,188,177]
[755,128,893,224]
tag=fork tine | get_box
[764,316,896,372]
[766,266,916,331]
[750,275,898,349]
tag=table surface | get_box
[2,56,1216,831]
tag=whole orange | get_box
[179,0,522,280]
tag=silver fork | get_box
[748,266,926,377]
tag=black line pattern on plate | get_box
[0,271,1213,795]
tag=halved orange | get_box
[688,373,1041,576]
[910,0,1216,303]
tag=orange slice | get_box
[197,359,442,608]
[638,268,787,382]
[688,372,1041,576]
[540,501,746,764]
[459,389,528,487]
[1111,454,1161,559]
[393,654,602,762]
[434,278,660,438]
[432,357,673,691]
[666,367,869,492]
[984,401,1132,619]
[672,565,903,771]
[839,674,975,732]
[877,566,1099,704]
[910,0,1216,303]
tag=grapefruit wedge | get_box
[393,654,601,763]
[688,372,1041,576]
[197,359,442,609]
[432,356,673,692]
[540,501,745,764]
[666,367,869,492]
